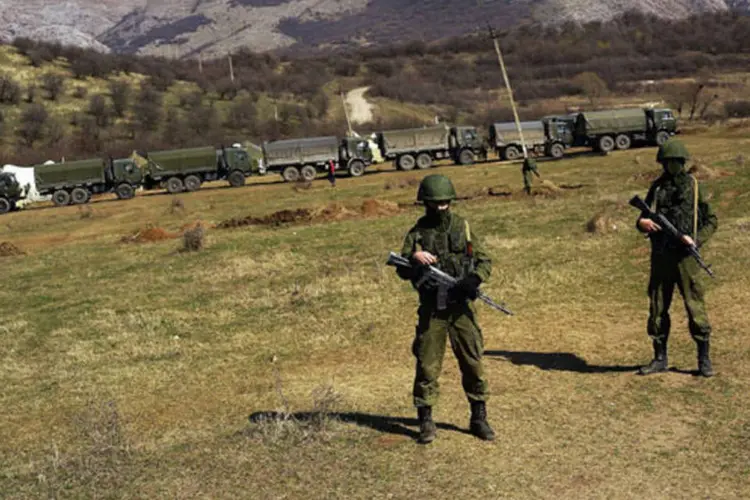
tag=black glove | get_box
[452,274,481,301]
[396,265,416,281]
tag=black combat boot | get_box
[638,340,668,375]
[417,406,436,444]
[697,340,714,378]
[469,401,495,441]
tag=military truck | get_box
[374,125,486,170]
[35,157,143,206]
[488,121,548,161]
[545,108,678,155]
[135,145,255,193]
[261,136,372,182]
[0,171,24,214]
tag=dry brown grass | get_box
[2,128,750,498]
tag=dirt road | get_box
[345,87,374,124]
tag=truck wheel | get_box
[116,183,135,200]
[457,149,474,165]
[300,165,317,182]
[416,153,432,169]
[166,177,185,194]
[503,146,521,161]
[184,175,201,192]
[0,198,10,214]
[598,136,615,153]
[655,130,670,146]
[398,154,416,171]
[549,143,565,159]
[228,170,246,188]
[615,134,632,150]
[52,190,71,207]
[71,187,90,205]
[282,166,300,183]
[348,160,365,177]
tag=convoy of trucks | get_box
[2,106,679,213]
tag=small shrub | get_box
[181,224,205,252]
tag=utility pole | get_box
[228,53,235,83]
[488,25,527,159]
[198,53,203,74]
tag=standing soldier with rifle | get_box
[394,174,495,444]
[634,139,718,377]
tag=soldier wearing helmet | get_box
[396,174,495,443]
[636,139,718,377]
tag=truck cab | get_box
[0,172,23,213]
[450,126,487,164]
[219,146,255,174]
[542,115,576,157]
[111,158,143,185]
[647,108,678,142]
[340,137,373,177]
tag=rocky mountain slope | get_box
[0,0,748,57]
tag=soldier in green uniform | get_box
[636,139,718,377]
[522,157,539,195]
[395,174,495,444]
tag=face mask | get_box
[663,159,684,177]
[426,203,451,222]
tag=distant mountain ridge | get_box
[0,0,748,57]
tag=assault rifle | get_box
[629,195,714,278]
[386,252,513,315]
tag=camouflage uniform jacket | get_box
[638,172,718,256]
[400,211,492,307]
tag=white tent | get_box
[1,164,52,206]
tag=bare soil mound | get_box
[0,242,25,257]
[361,199,400,216]
[121,226,181,244]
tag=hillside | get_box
[0,0,749,56]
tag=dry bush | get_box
[78,205,94,219]
[182,224,205,252]
[734,154,745,168]
[35,400,133,497]
[586,211,619,234]
[0,241,25,257]
[169,198,185,214]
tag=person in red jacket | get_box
[327,160,336,187]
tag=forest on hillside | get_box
[0,11,749,165]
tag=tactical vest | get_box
[652,174,699,252]
[414,213,475,280]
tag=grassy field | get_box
[2,125,750,498]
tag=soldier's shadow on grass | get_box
[248,411,469,439]
[485,350,640,374]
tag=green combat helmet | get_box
[656,138,690,163]
[417,174,457,203]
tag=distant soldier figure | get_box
[522,157,539,195]
[395,174,495,443]
[327,160,336,187]
[636,139,718,377]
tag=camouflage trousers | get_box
[647,255,712,344]
[523,170,534,194]
[412,303,489,408]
